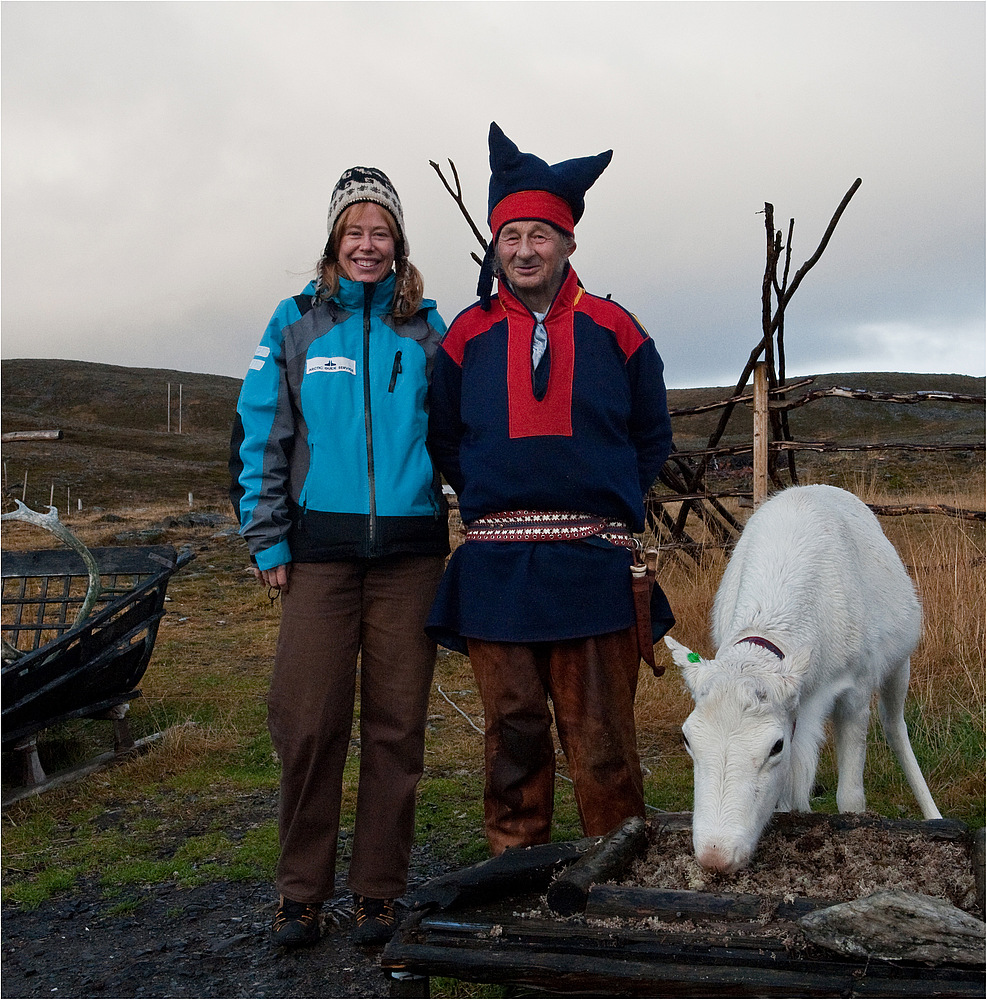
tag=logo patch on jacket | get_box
[306,356,357,376]
[248,344,271,371]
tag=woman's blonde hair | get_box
[316,203,425,322]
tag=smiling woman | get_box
[228,164,449,951]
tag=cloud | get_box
[1,1,983,388]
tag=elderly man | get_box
[426,123,674,855]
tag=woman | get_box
[230,166,448,948]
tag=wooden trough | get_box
[382,813,985,998]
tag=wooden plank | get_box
[384,936,984,998]
[1,430,63,442]
[2,729,170,808]
[1,545,181,579]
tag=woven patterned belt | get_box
[463,510,637,549]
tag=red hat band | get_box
[490,191,575,240]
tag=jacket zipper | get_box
[363,283,378,554]
[387,350,403,392]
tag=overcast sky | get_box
[2,1,984,389]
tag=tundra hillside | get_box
[1,359,983,912]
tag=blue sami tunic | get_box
[426,266,674,654]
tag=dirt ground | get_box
[1,840,448,999]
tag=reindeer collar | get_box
[737,636,785,660]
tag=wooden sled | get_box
[2,543,194,801]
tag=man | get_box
[427,123,674,855]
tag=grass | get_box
[1,462,983,931]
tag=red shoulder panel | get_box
[575,291,651,362]
[441,300,506,367]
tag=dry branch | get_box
[429,159,488,255]
[770,178,862,332]
[652,490,754,503]
[667,378,815,417]
[772,441,984,454]
[689,178,863,493]
[867,504,985,522]
[773,386,986,412]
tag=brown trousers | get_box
[467,628,645,856]
[267,555,445,904]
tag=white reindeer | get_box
[664,484,941,873]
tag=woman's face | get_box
[335,203,397,283]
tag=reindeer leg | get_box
[878,657,942,820]
[832,684,870,814]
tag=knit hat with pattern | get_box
[326,166,408,255]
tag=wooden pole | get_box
[546,815,648,916]
[167,383,171,433]
[753,362,769,507]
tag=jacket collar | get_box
[335,271,397,314]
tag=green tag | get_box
[687,652,702,663]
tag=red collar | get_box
[737,636,785,659]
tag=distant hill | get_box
[1,359,241,437]
[2,358,982,441]
[0,359,983,511]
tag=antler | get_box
[429,158,488,265]
[2,501,103,627]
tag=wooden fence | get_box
[648,363,985,559]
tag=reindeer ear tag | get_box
[687,652,702,663]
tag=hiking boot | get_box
[271,896,321,948]
[351,894,397,947]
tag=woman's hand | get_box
[253,563,291,593]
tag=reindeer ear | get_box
[783,645,812,680]
[664,635,701,668]
[664,636,707,695]
[773,645,811,709]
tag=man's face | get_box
[495,220,574,311]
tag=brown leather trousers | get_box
[467,627,645,856]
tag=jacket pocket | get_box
[298,441,316,510]
[387,350,403,392]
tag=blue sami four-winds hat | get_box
[487,122,612,239]
[479,122,613,307]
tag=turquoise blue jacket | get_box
[230,273,449,569]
